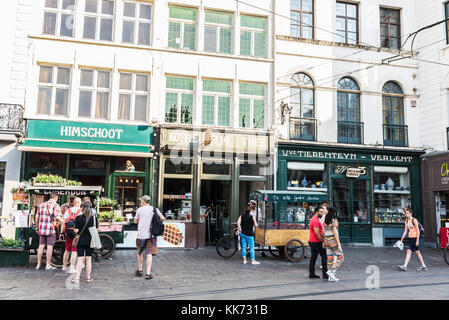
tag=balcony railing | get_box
[383,124,408,147]
[289,117,317,141]
[0,104,24,134]
[338,121,364,144]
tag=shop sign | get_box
[441,162,449,186]
[42,190,89,196]
[346,168,362,178]
[334,165,366,177]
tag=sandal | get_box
[71,278,80,284]
[86,278,93,283]
[135,270,143,277]
[145,274,153,280]
[45,265,56,270]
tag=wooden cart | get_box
[250,190,327,262]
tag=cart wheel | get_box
[284,239,305,262]
[444,244,449,266]
[268,246,280,258]
[216,236,238,258]
[94,234,115,259]
[50,240,67,268]
[304,246,311,259]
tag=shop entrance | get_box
[331,165,372,243]
[201,180,231,245]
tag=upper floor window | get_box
[336,2,358,44]
[240,15,267,58]
[37,66,71,116]
[202,80,231,127]
[380,8,400,49]
[289,73,315,141]
[42,0,75,37]
[118,73,149,122]
[239,82,265,129]
[382,81,407,146]
[165,76,194,124]
[122,1,152,45]
[337,77,362,144]
[445,2,449,44]
[168,6,197,50]
[204,10,233,54]
[83,0,114,41]
[78,69,110,119]
[290,0,313,39]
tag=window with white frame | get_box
[165,76,194,124]
[240,15,267,58]
[83,0,114,41]
[118,73,149,121]
[37,66,71,116]
[78,69,110,119]
[42,0,76,37]
[239,83,265,129]
[290,0,313,39]
[168,6,197,50]
[202,80,231,127]
[122,1,152,45]
[204,10,233,54]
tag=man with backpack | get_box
[61,197,82,273]
[134,195,165,280]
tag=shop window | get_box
[164,158,192,175]
[373,166,410,224]
[436,192,449,228]
[168,6,197,50]
[240,162,269,176]
[202,162,231,175]
[162,178,192,220]
[287,162,326,190]
[115,157,145,172]
[73,155,105,170]
[204,10,233,54]
[115,176,144,217]
[30,153,65,170]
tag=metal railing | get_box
[0,103,24,134]
[289,117,317,141]
[337,121,364,144]
[383,124,408,147]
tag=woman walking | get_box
[323,207,344,282]
[397,208,428,271]
[72,201,98,287]
[237,208,260,265]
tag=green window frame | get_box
[202,79,231,127]
[165,76,194,124]
[204,10,233,54]
[168,6,197,50]
[240,15,267,58]
[239,82,265,129]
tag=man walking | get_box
[35,192,63,270]
[61,197,82,273]
[134,195,165,280]
[308,206,328,279]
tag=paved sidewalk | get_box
[0,246,448,300]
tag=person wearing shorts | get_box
[61,197,82,273]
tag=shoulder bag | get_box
[150,207,165,237]
[72,215,89,248]
[89,215,102,249]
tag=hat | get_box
[248,200,257,205]
[139,195,151,203]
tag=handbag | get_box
[72,215,89,248]
[150,207,165,237]
[89,215,101,249]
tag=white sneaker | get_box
[251,260,260,265]
[327,270,339,282]
[68,268,76,274]
[243,260,247,264]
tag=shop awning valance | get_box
[250,190,327,202]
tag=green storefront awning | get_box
[250,190,327,202]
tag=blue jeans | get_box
[240,233,255,261]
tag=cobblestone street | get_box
[1,246,448,300]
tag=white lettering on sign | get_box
[60,126,124,140]
[281,150,413,163]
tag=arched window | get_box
[289,72,316,141]
[382,81,407,146]
[337,77,362,144]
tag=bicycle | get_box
[93,233,115,261]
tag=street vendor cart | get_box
[249,190,328,262]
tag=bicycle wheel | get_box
[268,246,281,258]
[94,234,115,259]
[216,236,238,258]
[50,240,67,268]
[284,239,305,262]
[444,244,449,266]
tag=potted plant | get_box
[32,173,66,187]
[11,187,27,201]
[98,211,115,223]
[0,238,29,267]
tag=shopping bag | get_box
[393,240,404,251]
[90,216,102,250]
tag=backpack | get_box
[150,207,164,237]
[66,208,82,238]
[413,218,425,236]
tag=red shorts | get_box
[65,237,77,252]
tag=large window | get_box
[202,80,231,127]
[83,0,114,41]
[336,2,358,44]
[168,6,197,50]
[290,0,313,39]
[337,77,362,144]
[239,83,265,129]
[122,1,152,45]
[78,69,110,119]
[42,0,75,37]
[165,76,194,124]
[37,66,71,116]
[289,73,315,141]
[382,81,407,146]
[118,73,148,121]
[240,15,267,58]
[204,10,233,54]
[380,8,400,49]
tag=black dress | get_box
[75,214,98,257]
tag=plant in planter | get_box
[33,173,66,186]
[113,216,125,222]
[98,211,115,222]
[66,179,82,186]
[0,238,28,267]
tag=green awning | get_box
[250,190,327,202]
